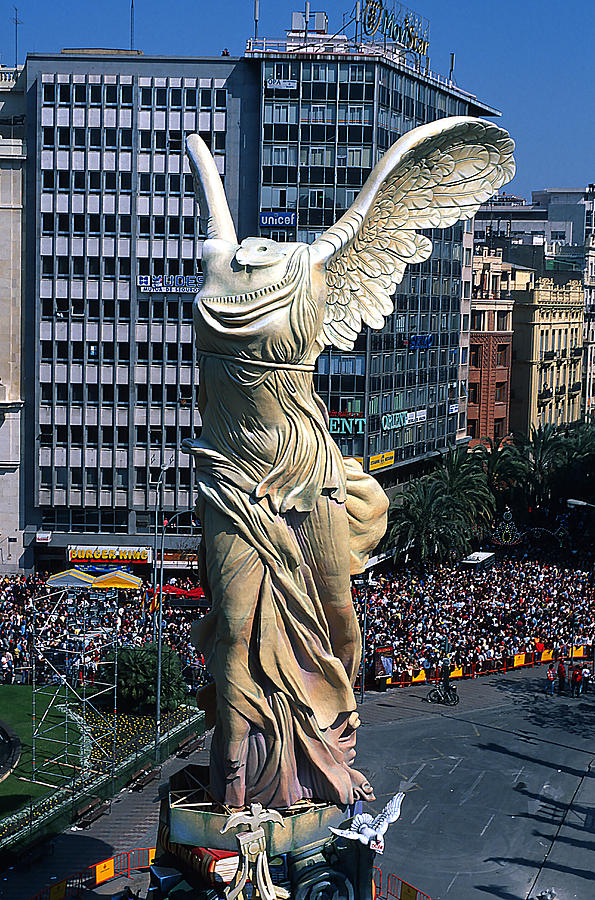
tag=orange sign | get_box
[401,883,418,900]
[95,857,115,885]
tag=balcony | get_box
[538,388,553,402]
[556,386,566,398]
[542,350,556,361]
[570,381,582,393]
[571,346,583,357]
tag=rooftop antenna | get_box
[11,6,22,68]
[254,0,259,40]
[304,0,309,47]
[130,0,135,50]
[449,51,455,82]
[355,0,361,44]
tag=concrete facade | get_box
[0,67,25,571]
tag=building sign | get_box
[265,78,298,90]
[382,411,407,431]
[137,275,203,294]
[362,0,429,55]
[68,545,153,564]
[406,333,434,349]
[382,409,426,430]
[448,403,459,414]
[259,211,297,227]
[369,450,395,471]
[329,416,365,434]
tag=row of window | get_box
[40,466,193,488]
[39,424,194,447]
[262,145,373,167]
[41,298,194,322]
[42,83,225,110]
[469,345,510,368]
[41,383,196,404]
[468,383,508,404]
[41,256,197,278]
[40,340,194,363]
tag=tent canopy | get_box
[91,569,143,590]
[46,569,95,588]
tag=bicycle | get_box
[427,683,460,706]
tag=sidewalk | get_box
[0,747,209,900]
[529,759,595,900]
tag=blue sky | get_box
[2,0,593,198]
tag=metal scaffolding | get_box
[31,585,119,793]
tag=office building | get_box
[468,247,514,445]
[477,186,595,424]
[0,66,25,572]
[509,274,584,435]
[10,7,501,570]
[248,12,496,485]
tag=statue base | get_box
[149,763,377,899]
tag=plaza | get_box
[1,666,593,900]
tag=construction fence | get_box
[370,642,593,690]
[374,867,433,900]
[28,847,156,900]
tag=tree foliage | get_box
[387,423,595,568]
[389,478,471,567]
[113,644,187,715]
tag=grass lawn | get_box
[0,686,51,817]
[0,684,201,829]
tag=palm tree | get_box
[514,424,565,513]
[432,445,495,530]
[551,423,595,506]
[473,437,526,514]
[389,479,471,568]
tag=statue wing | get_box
[371,791,405,834]
[311,117,515,351]
[329,826,363,841]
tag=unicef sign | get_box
[363,0,429,55]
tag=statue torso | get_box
[193,247,345,514]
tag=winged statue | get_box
[183,117,515,810]
[329,791,405,853]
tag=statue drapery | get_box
[184,117,515,807]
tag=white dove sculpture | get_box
[329,791,406,854]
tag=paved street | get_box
[357,666,595,900]
[2,666,594,900]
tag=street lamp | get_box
[154,507,199,762]
[567,498,595,509]
[354,576,368,705]
[151,456,173,639]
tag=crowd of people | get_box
[352,556,595,683]
[0,573,207,688]
[0,554,593,692]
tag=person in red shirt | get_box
[557,661,566,694]
[571,667,582,698]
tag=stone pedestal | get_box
[150,764,376,899]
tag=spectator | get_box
[571,667,582,698]
[557,661,566,694]
[545,664,555,696]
